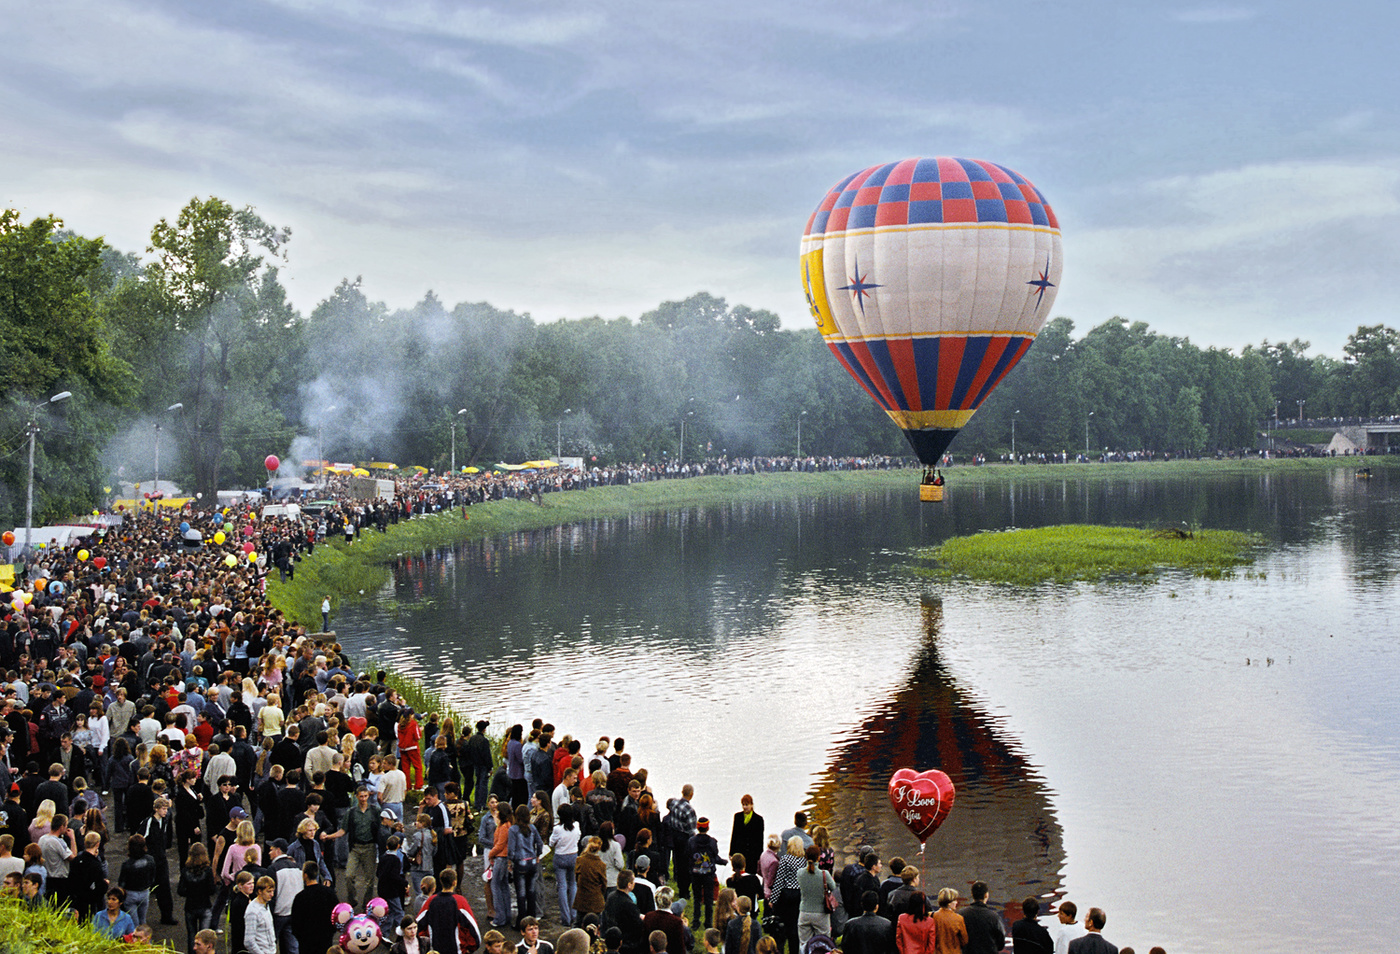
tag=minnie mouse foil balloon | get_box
[334,898,389,954]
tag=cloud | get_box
[1055,160,1400,350]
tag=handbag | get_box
[823,878,838,913]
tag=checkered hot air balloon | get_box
[801,157,1062,465]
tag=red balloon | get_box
[242,541,255,554]
[1,531,13,546]
[888,768,956,843]
[346,716,367,737]
[93,556,107,569]
[265,454,280,471]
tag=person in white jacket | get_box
[244,876,278,954]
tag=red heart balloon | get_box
[346,716,367,737]
[888,768,956,843]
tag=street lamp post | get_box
[1297,398,1306,424]
[1012,409,1020,462]
[1085,410,1094,458]
[153,402,183,499]
[451,408,467,472]
[797,410,808,458]
[24,390,73,555]
[557,408,571,460]
[680,410,694,464]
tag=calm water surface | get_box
[336,468,1400,954]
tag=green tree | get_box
[0,211,134,526]
[142,198,301,496]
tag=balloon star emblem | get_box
[888,768,956,844]
[1026,256,1056,312]
[837,256,882,316]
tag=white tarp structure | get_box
[3,524,96,561]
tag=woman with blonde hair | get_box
[714,886,739,938]
[258,691,284,739]
[931,887,967,954]
[769,836,805,954]
[573,836,608,924]
[28,799,56,843]
[724,895,763,954]
[220,820,258,884]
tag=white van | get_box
[261,503,303,521]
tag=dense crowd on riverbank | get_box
[2,470,1167,954]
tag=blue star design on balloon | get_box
[1026,257,1055,311]
[838,256,882,316]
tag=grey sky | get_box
[4,0,1396,355]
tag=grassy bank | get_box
[919,524,1262,584]
[0,896,164,954]
[268,457,1384,624]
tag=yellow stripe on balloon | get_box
[884,409,980,430]
[801,248,839,337]
[821,329,1041,344]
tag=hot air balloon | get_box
[801,157,1062,486]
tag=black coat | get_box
[840,914,896,954]
[291,883,340,954]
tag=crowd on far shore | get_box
[0,459,1177,954]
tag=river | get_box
[334,466,1400,954]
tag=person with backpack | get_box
[687,818,726,930]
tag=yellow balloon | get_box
[247,551,258,563]
[214,532,226,545]
[224,554,237,568]
[77,549,90,561]
[21,592,32,604]
[92,510,100,517]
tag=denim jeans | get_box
[185,906,213,952]
[123,888,150,927]
[513,860,538,924]
[490,858,512,926]
[554,853,577,925]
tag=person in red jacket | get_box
[398,711,424,790]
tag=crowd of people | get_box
[0,473,1160,954]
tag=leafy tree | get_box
[0,212,134,527]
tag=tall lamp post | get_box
[24,390,73,555]
[797,410,808,458]
[556,408,571,460]
[451,408,467,472]
[1297,398,1306,424]
[680,410,694,464]
[1085,410,1094,458]
[1012,409,1020,462]
[153,402,183,498]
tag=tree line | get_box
[2,198,1394,525]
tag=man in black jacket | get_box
[961,881,1006,954]
[602,870,646,954]
[463,720,493,809]
[291,862,340,954]
[1010,897,1053,954]
[840,891,895,954]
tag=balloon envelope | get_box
[801,157,1062,464]
[265,455,280,471]
[1,531,12,546]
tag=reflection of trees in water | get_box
[807,599,1066,905]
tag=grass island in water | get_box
[920,524,1262,585]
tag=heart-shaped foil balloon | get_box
[888,768,956,843]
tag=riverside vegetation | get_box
[920,524,1262,584]
[265,457,1382,623]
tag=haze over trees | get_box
[2,197,1395,525]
